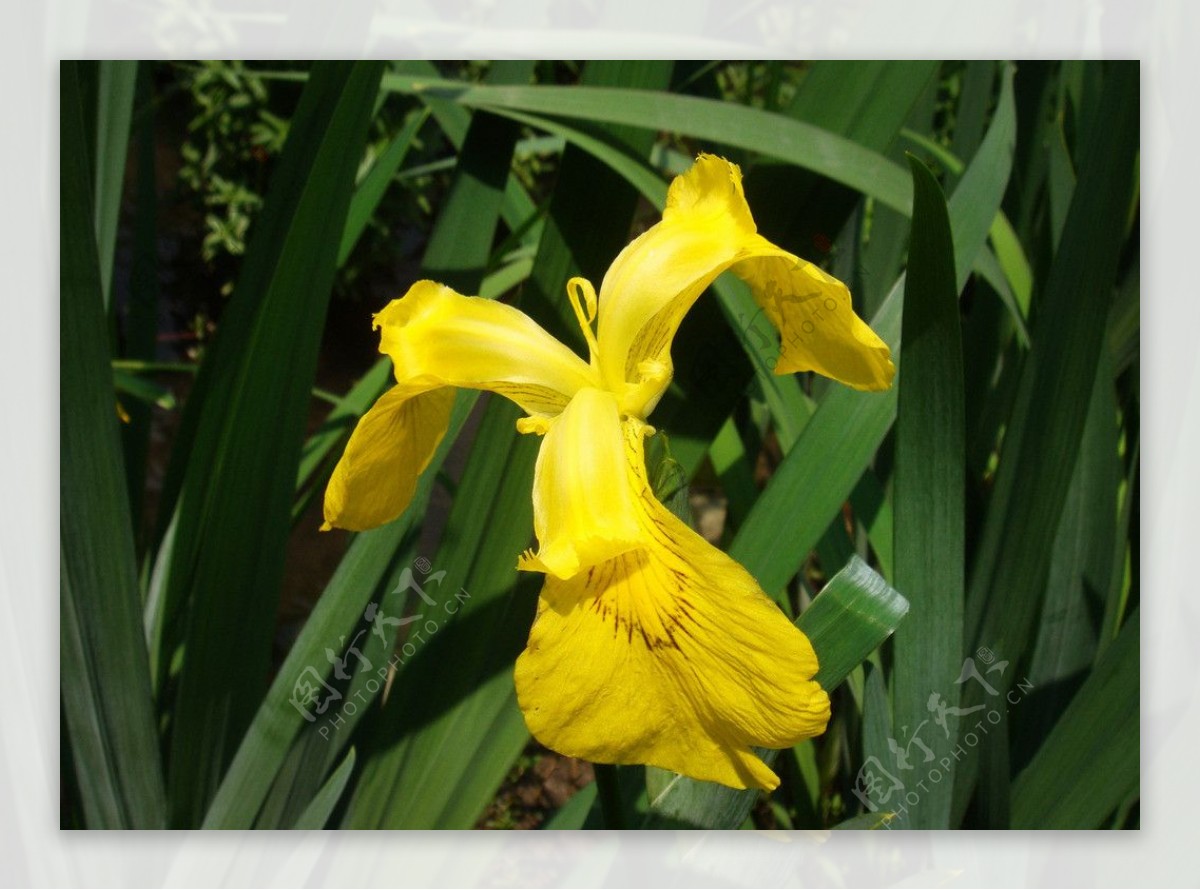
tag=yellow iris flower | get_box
[322,154,894,791]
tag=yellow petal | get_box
[375,280,599,417]
[322,384,454,531]
[519,388,645,580]
[595,154,893,410]
[514,418,830,790]
[733,245,895,391]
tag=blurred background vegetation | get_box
[61,60,1138,831]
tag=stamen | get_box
[566,276,601,364]
[619,359,672,419]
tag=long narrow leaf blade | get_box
[162,61,385,826]
[60,60,167,829]
[1011,610,1139,828]
[890,156,965,828]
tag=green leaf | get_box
[119,65,162,535]
[748,61,938,254]
[201,394,477,829]
[112,367,176,410]
[543,784,598,830]
[59,60,167,829]
[341,398,541,829]
[950,61,997,166]
[890,156,966,828]
[93,60,137,307]
[334,63,540,832]
[965,63,1139,684]
[728,64,1015,597]
[420,61,535,291]
[645,557,909,829]
[292,748,356,830]
[958,61,1140,825]
[1011,610,1138,828]
[337,107,429,266]
[387,77,915,215]
[158,61,385,827]
[341,60,675,831]
[1019,346,1119,757]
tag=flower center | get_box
[564,277,669,422]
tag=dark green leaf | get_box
[958,61,1140,825]
[1011,610,1139,828]
[201,394,477,829]
[59,60,167,829]
[93,60,137,307]
[337,108,429,266]
[159,61,385,827]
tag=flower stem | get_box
[593,764,625,829]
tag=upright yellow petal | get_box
[514,418,830,790]
[519,387,647,580]
[322,383,454,531]
[595,154,893,411]
[376,280,600,417]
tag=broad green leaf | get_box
[748,61,938,254]
[891,156,966,828]
[1047,114,1077,251]
[60,60,167,829]
[419,61,534,291]
[397,60,544,251]
[386,76,915,216]
[159,62,385,827]
[645,556,909,829]
[1010,609,1138,828]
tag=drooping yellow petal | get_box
[376,280,600,417]
[731,245,894,390]
[595,154,893,412]
[322,383,455,531]
[514,418,830,790]
[519,387,646,580]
